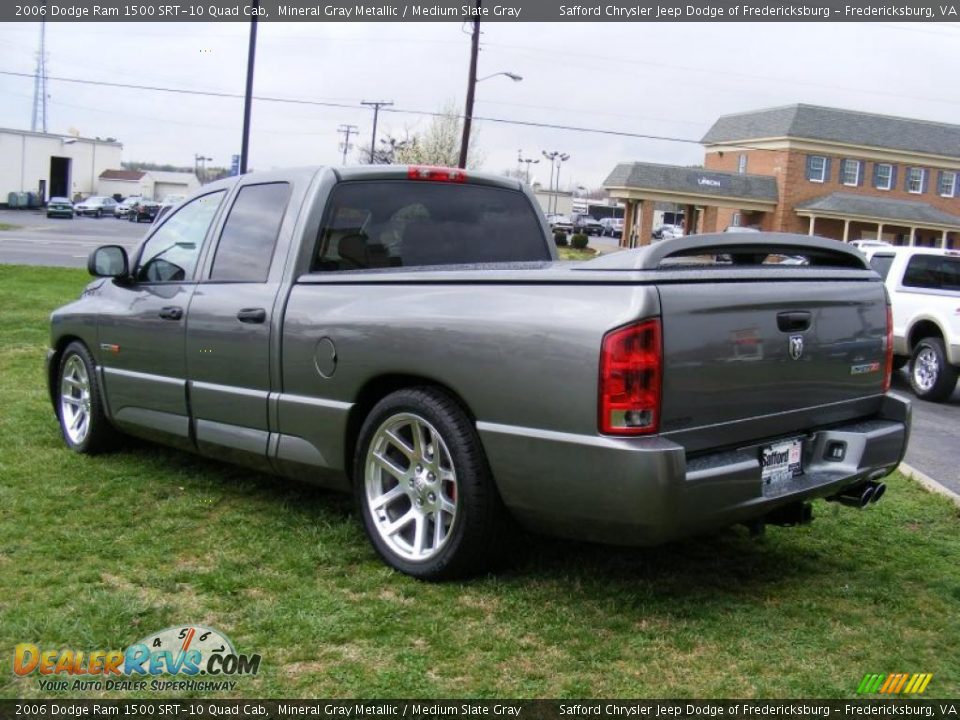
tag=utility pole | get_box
[337,124,358,165]
[31,17,48,133]
[239,0,259,174]
[458,1,481,169]
[361,101,393,164]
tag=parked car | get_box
[46,197,74,219]
[114,196,142,218]
[724,226,761,233]
[128,198,161,223]
[600,218,624,237]
[851,239,892,251]
[74,196,118,218]
[48,166,909,580]
[864,245,960,401]
[654,224,685,240]
[548,214,573,234]
[572,213,604,236]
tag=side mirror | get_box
[88,245,129,278]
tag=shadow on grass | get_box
[109,433,844,606]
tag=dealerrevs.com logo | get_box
[13,625,261,692]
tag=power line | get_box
[0,68,898,157]
[0,69,712,147]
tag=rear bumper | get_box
[478,393,911,545]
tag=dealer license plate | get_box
[760,438,803,488]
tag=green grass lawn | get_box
[1,264,959,699]
[0,223,23,231]
[557,246,599,261]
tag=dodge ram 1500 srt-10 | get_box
[48,165,910,579]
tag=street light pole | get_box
[239,0,259,174]
[518,151,539,185]
[542,151,569,214]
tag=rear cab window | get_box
[312,181,549,272]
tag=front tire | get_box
[57,341,117,453]
[353,387,509,580]
[910,337,958,402]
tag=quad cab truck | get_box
[49,165,911,579]
[865,245,960,403]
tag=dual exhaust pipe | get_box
[828,480,887,509]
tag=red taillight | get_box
[407,166,466,183]
[599,319,662,435]
[883,303,893,393]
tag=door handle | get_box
[159,306,183,321]
[237,307,267,324]
[777,311,811,332]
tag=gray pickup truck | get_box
[48,165,910,579]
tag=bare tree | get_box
[356,133,415,165]
[394,102,483,169]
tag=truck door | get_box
[99,190,226,450]
[185,181,294,470]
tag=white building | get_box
[0,127,122,204]
[98,169,199,201]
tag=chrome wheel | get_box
[913,346,939,392]
[364,412,458,562]
[60,354,91,445]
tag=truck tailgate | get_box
[658,279,887,451]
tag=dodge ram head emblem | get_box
[789,335,804,360]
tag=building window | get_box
[840,159,861,186]
[874,163,893,190]
[907,167,926,194]
[939,171,957,198]
[807,155,827,183]
[738,154,747,174]
[731,212,742,227]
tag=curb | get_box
[899,462,960,508]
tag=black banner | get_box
[2,0,957,22]
[2,700,960,720]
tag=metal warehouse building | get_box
[0,127,122,205]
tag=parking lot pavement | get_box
[0,208,147,268]
[892,370,960,498]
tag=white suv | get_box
[865,246,960,401]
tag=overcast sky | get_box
[1,21,958,189]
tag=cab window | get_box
[312,181,549,271]
[134,191,225,282]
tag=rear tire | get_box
[909,337,958,402]
[353,387,509,580]
[56,341,118,454]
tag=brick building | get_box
[605,104,960,249]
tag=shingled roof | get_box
[796,192,960,228]
[701,104,960,159]
[99,169,146,181]
[604,162,778,202]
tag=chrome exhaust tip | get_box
[868,482,886,504]
[828,484,874,509]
